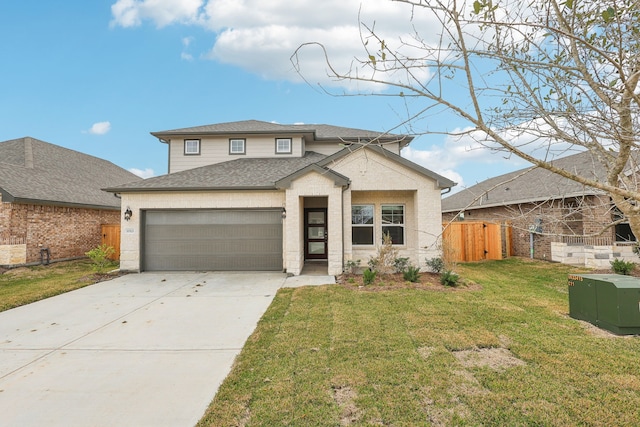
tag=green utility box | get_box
[568,274,640,335]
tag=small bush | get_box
[394,257,410,273]
[363,268,377,285]
[403,266,421,282]
[85,244,116,274]
[611,258,636,275]
[440,270,460,287]
[344,259,361,274]
[425,257,445,273]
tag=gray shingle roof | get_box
[106,145,457,193]
[105,151,328,192]
[441,150,608,212]
[151,119,413,144]
[0,137,142,209]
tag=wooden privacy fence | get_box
[101,224,121,260]
[442,221,513,263]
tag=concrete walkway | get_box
[0,272,334,427]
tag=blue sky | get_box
[0,0,531,189]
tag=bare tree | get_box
[292,0,640,238]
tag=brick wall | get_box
[0,196,120,265]
[443,195,614,260]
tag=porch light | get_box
[124,206,133,221]
[282,208,286,219]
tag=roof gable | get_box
[0,137,141,209]
[319,145,456,190]
[275,164,350,189]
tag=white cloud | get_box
[180,36,195,60]
[110,0,204,28]
[129,167,155,178]
[110,0,438,90]
[87,121,112,135]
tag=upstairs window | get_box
[184,139,200,155]
[382,205,404,245]
[275,138,292,154]
[352,205,374,245]
[229,138,246,155]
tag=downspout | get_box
[341,181,351,274]
[530,232,534,259]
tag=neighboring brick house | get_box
[441,150,637,267]
[105,120,456,276]
[0,137,141,267]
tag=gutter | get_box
[3,195,120,211]
[102,185,280,193]
[441,189,607,213]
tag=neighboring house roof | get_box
[150,119,414,147]
[442,150,608,213]
[0,137,141,209]
[105,145,456,193]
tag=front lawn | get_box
[198,258,640,426]
[0,259,116,312]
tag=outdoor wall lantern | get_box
[124,206,133,221]
[282,208,286,219]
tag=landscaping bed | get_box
[337,271,482,292]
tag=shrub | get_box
[367,233,398,275]
[425,257,445,273]
[440,270,460,287]
[393,257,410,273]
[403,266,421,283]
[363,268,377,285]
[85,244,116,274]
[611,258,636,275]
[344,259,361,274]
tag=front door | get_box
[305,208,327,260]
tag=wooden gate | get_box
[443,221,512,263]
[101,224,121,260]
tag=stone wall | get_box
[551,242,637,268]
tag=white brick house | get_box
[105,120,455,276]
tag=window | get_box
[382,205,404,245]
[352,205,374,245]
[184,139,200,155]
[229,138,246,154]
[275,138,292,154]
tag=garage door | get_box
[143,209,283,271]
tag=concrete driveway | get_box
[0,272,333,427]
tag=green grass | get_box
[198,258,640,426]
[0,259,110,312]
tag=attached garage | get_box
[142,209,283,271]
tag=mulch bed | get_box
[336,272,481,292]
[80,271,129,284]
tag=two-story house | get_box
[105,120,455,276]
